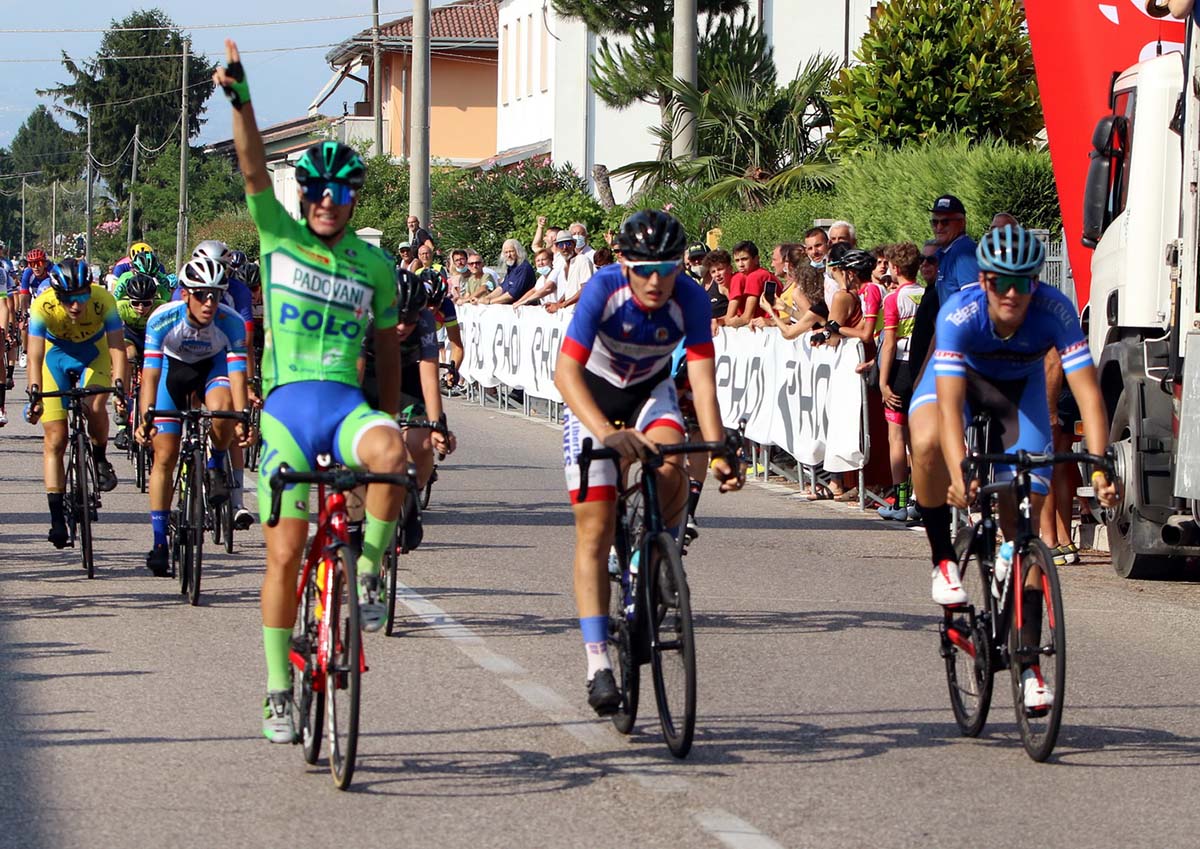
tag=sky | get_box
[0,1,418,148]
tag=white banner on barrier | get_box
[458,306,866,470]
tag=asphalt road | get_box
[4,379,1200,849]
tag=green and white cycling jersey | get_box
[113,270,172,302]
[247,187,399,396]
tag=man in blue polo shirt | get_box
[929,194,979,303]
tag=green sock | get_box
[263,626,292,692]
[897,481,909,508]
[356,509,397,598]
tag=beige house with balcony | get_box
[318,0,499,164]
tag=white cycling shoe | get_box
[931,559,968,606]
[1021,667,1053,715]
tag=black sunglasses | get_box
[130,298,156,307]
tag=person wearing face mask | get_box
[546,230,596,313]
[684,243,708,285]
[567,222,595,260]
[513,249,560,306]
[478,239,537,305]
[447,249,470,302]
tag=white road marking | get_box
[393,580,780,842]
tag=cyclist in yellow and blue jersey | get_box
[24,260,127,548]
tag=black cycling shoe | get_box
[587,669,621,716]
[146,544,170,577]
[47,522,69,549]
[206,468,229,506]
[113,428,131,452]
[95,460,118,493]
[233,507,255,531]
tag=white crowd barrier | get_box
[458,304,868,472]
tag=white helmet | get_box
[181,256,229,291]
[192,239,232,266]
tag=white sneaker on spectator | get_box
[1021,667,1053,715]
[18,352,26,368]
[931,559,968,606]
[0,407,7,427]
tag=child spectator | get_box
[724,240,779,328]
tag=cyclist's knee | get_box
[358,424,407,473]
[43,423,67,454]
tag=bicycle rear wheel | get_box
[326,544,361,790]
[74,428,95,579]
[648,531,696,758]
[942,530,994,737]
[295,558,324,765]
[187,448,205,606]
[1009,539,1066,762]
[383,525,401,637]
[607,558,640,735]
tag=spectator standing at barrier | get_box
[919,240,939,286]
[684,243,708,284]
[477,239,537,305]
[546,231,596,314]
[513,249,559,306]
[532,216,556,251]
[876,242,925,521]
[459,252,498,301]
[593,247,614,268]
[829,221,857,247]
[407,214,436,254]
[396,241,414,268]
[724,240,778,328]
[990,211,1020,232]
[804,226,840,310]
[567,222,595,260]
[703,249,733,332]
[447,248,469,301]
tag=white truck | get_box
[1081,23,1200,577]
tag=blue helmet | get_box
[976,224,1045,276]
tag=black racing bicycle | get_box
[122,359,151,493]
[576,425,744,758]
[422,363,459,509]
[941,414,1115,762]
[146,408,247,606]
[33,373,114,579]
[381,415,450,636]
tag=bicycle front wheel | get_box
[607,557,639,735]
[648,532,696,758]
[1008,539,1066,762]
[384,525,400,637]
[187,448,205,606]
[943,530,994,737]
[326,544,361,790]
[295,558,323,765]
[75,429,95,579]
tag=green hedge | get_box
[715,193,834,250]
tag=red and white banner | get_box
[1026,0,1185,311]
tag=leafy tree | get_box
[135,143,243,253]
[612,54,839,207]
[9,106,82,182]
[39,8,215,199]
[827,0,1041,154]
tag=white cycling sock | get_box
[585,642,611,679]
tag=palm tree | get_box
[612,54,840,207]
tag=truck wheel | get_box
[1107,390,1172,579]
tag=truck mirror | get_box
[1082,115,1129,248]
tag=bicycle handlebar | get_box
[265,462,418,528]
[962,449,1115,483]
[144,409,249,425]
[33,385,114,400]
[395,413,450,434]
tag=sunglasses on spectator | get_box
[187,289,223,303]
[301,180,357,206]
[61,290,91,305]
[930,217,961,228]
[988,274,1034,295]
[624,260,681,278]
[129,298,156,307]
[467,261,483,266]
[920,255,938,264]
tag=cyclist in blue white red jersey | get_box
[554,209,743,715]
[136,255,250,577]
[906,225,1118,711]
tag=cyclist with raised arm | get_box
[215,39,410,743]
[136,257,249,576]
[23,261,126,547]
[113,272,168,451]
[554,209,744,715]
[907,225,1118,711]
[358,269,457,551]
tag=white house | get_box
[494,0,877,203]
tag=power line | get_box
[0,10,415,35]
[88,134,136,170]
[0,41,343,64]
[137,119,182,155]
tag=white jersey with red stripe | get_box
[560,263,715,390]
[143,300,248,373]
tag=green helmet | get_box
[294,141,366,189]
[132,248,157,275]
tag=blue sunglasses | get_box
[301,180,357,206]
[990,274,1035,295]
[62,290,91,305]
[624,260,681,278]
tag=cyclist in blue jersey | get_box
[554,210,743,715]
[907,225,1118,710]
[136,256,250,576]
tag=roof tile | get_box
[381,0,499,40]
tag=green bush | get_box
[193,209,261,259]
[828,136,1059,245]
[715,192,834,250]
[506,190,605,249]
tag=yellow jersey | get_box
[29,285,121,350]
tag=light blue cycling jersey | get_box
[143,300,248,373]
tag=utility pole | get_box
[671,0,698,160]
[51,181,56,253]
[20,177,25,257]
[85,108,93,265]
[410,0,430,225]
[372,0,383,157]
[176,38,190,272]
[127,124,140,247]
